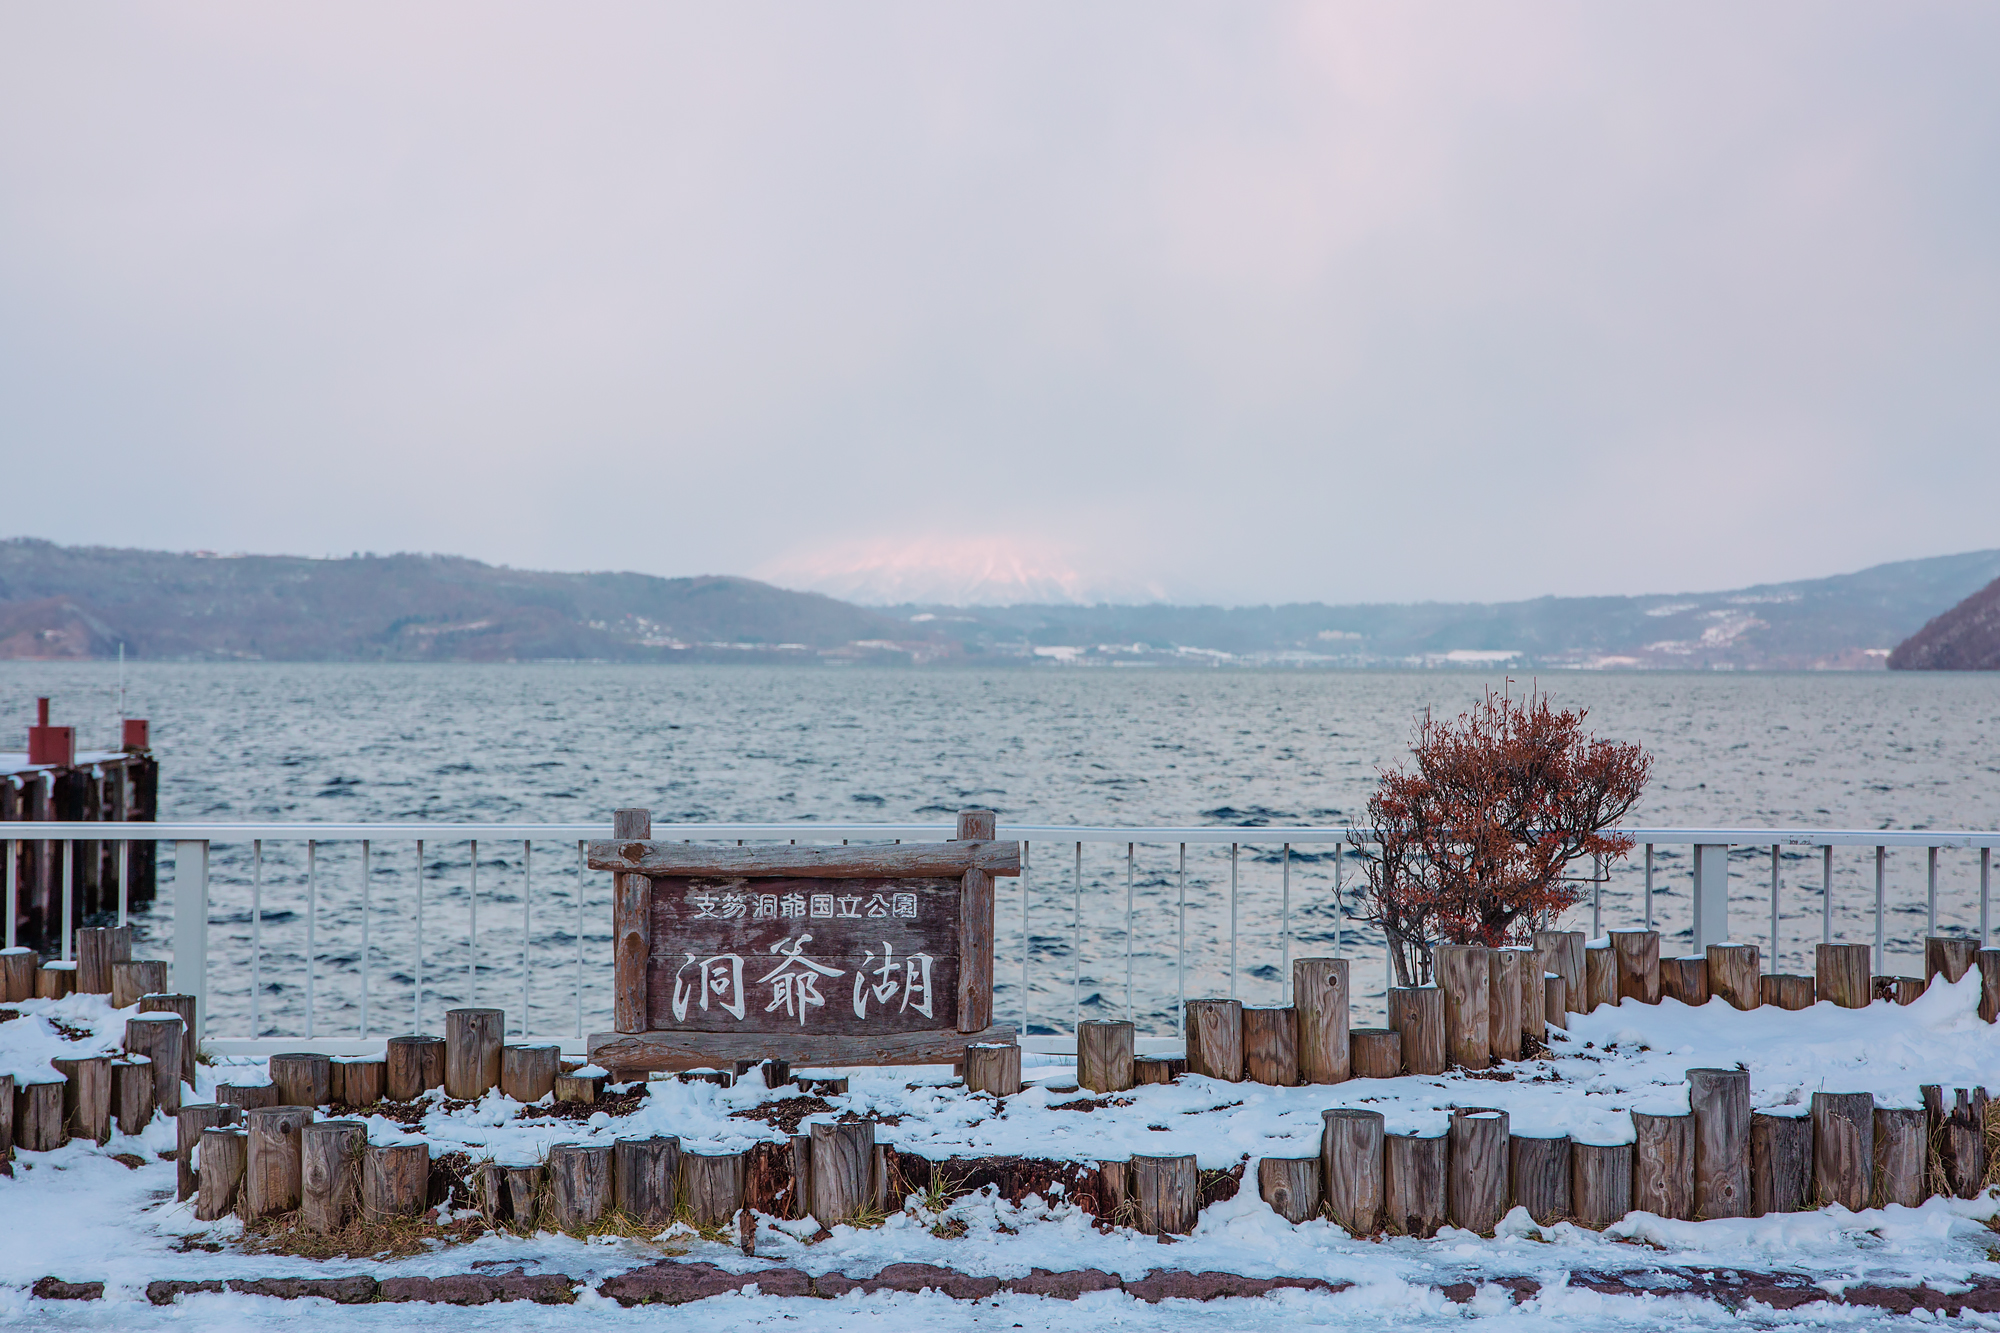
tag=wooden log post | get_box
[1446,1108,1509,1235]
[1321,1108,1385,1235]
[1533,930,1585,1015]
[243,1105,312,1218]
[36,963,76,999]
[0,947,34,1002]
[1078,1019,1136,1092]
[1688,1068,1750,1219]
[1130,1153,1199,1236]
[1980,950,2000,1022]
[555,1070,605,1104]
[614,1134,681,1226]
[112,1057,155,1137]
[1927,936,1979,986]
[300,1120,367,1233]
[1544,974,1567,1030]
[1133,1054,1184,1084]
[53,1054,112,1145]
[196,1126,248,1221]
[1610,930,1661,1004]
[332,1058,384,1110]
[1241,1007,1298,1086]
[138,994,199,1086]
[1750,1112,1813,1215]
[1488,948,1523,1063]
[1763,974,1815,1009]
[15,1077,65,1151]
[445,1008,505,1100]
[505,1164,544,1229]
[955,809,998,1034]
[1509,1135,1571,1226]
[269,1052,331,1108]
[1511,946,1545,1042]
[1571,1142,1634,1229]
[1817,944,1872,1009]
[546,1143,613,1230]
[809,1120,875,1225]
[123,1014,183,1117]
[215,1082,278,1111]
[1434,946,1491,1069]
[501,1043,561,1103]
[965,1042,1022,1096]
[1661,957,1710,1007]
[386,1035,445,1100]
[787,1133,813,1220]
[177,1104,238,1202]
[361,1142,429,1221]
[1390,987,1446,1076]
[1872,1106,1926,1208]
[1926,1086,1990,1199]
[1812,1091,1874,1211]
[612,807,653,1034]
[1184,998,1244,1081]
[1349,1028,1402,1079]
[1293,957,1351,1084]
[682,1150,747,1228]
[1632,1111,1694,1220]
[1258,1155,1322,1224]
[1383,1132,1447,1237]
[75,924,131,994]
[110,959,168,1009]
[1585,944,1617,1013]
[1706,944,1761,1010]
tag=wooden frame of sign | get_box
[586,809,1020,1075]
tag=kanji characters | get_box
[671,952,745,1021]
[759,935,844,1025]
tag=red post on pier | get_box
[27,698,75,767]
[122,719,149,751]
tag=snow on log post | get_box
[1258,1156,1322,1225]
[215,1082,278,1111]
[1924,1086,1989,1199]
[1763,975,1815,1009]
[16,1077,64,1150]
[680,1150,746,1228]
[243,1104,312,1218]
[1242,1007,1299,1086]
[1979,950,2000,1022]
[1610,930,1660,1004]
[1184,998,1244,1081]
[1661,957,1709,1006]
[361,1142,429,1221]
[1750,1112,1813,1215]
[966,1042,1023,1095]
[1632,1111,1694,1220]
[1510,946,1544,1042]
[1509,1135,1571,1225]
[110,959,167,1009]
[269,1052,331,1109]
[53,1054,111,1145]
[1872,1107,1926,1208]
[333,1058,384,1109]
[196,1127,248,1221]
[1705,944,1760,1010]
[1584,945,1617,1013]
[1383,1132,1447,1237]
[111,1056,154,1137]
[1130,1153,1199,1236]
[1544,975,1567,1030]
[1688,1068,1750,1219]
[36,963,75,999]
[505,1165,543,1229]
[0,947,34,1001]
[123,1013,183,1117]
[1293,957,1351,1084]
[1488,948,1523,1063]
[1817,944,1871,1009]
[1570,1142,1633,1229]
[138,994,199,1086]
[1812,1091,1874,1211]
[1078,1019,1137,1092]
[1349,1028,1402,1079]
[1390,988,1445,1076]
[1434,945,1491,1069]
[386,1035,445,1100]
[1533,930,1585,1015]
[1927,936,1978,986]
[1321,1108,1385,1234]
[445,1008,505,1100]
[300,1120,367,1233]
[810,1120,875,1225]
[613,1134,681,1226]
[75,924,131,994]
[547,1143,613,1230]
[501,1044,560,1103]
[176,1104,238,1201]
[1446,1108,1509,1236]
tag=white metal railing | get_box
[4,821,1997,1057]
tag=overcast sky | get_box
[2,3,1995,606]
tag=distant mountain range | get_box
[1888,575,2000,670]
[3,536,1996,670]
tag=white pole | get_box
[61,839,73,962]
[172,840,207,1045]
[1875,847,1886,974]
[305,840,316,1039]
[1229,843,1239,1002]
[1280,844,1291,1004]
[414,839,425,1034]
[468,839,478,1006]
[521,840,532,1038]
[250,840,262,1037]
[360,839,371,1038]
[1020,840,1030,1035]
[4,837,14,950]
[1125,842,1135,1021]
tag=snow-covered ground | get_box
[9,974,2000,1328]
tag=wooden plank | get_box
[589,1023,1018,1074]
[958,868,994,1031]
[613,810,653,1033]
[590,840,1021,879]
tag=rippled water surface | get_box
[6,663,1997,1038]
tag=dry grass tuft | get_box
[239,1210,490,1261]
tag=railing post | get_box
[1983,848,1992,947]
[61,839,73,961]
[1643,845,1653,931]
[360,839,371,1038]
[1280,843,1291,1004]
[1071,842,1081,1034]
[1125,842,1135,1021]
[521,839,532,1039]
[3,838,14,950]
[1020,840,1031,1036]
[251,840,262,1038]
[1691,844,1730,952]
[1229,843,1239,1001]
[173,840,208,1046]
[1927,846,1938,937]
[1176,843,1186,1041]
[1874,846,1886,974]
[1769,845,1780,974]
[306,840,317,1039]
[1821,845,1833,946]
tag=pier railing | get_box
[5,821,1997,1056]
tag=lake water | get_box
[6,663,1997,1040]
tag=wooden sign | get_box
[586,809,1020,1074]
